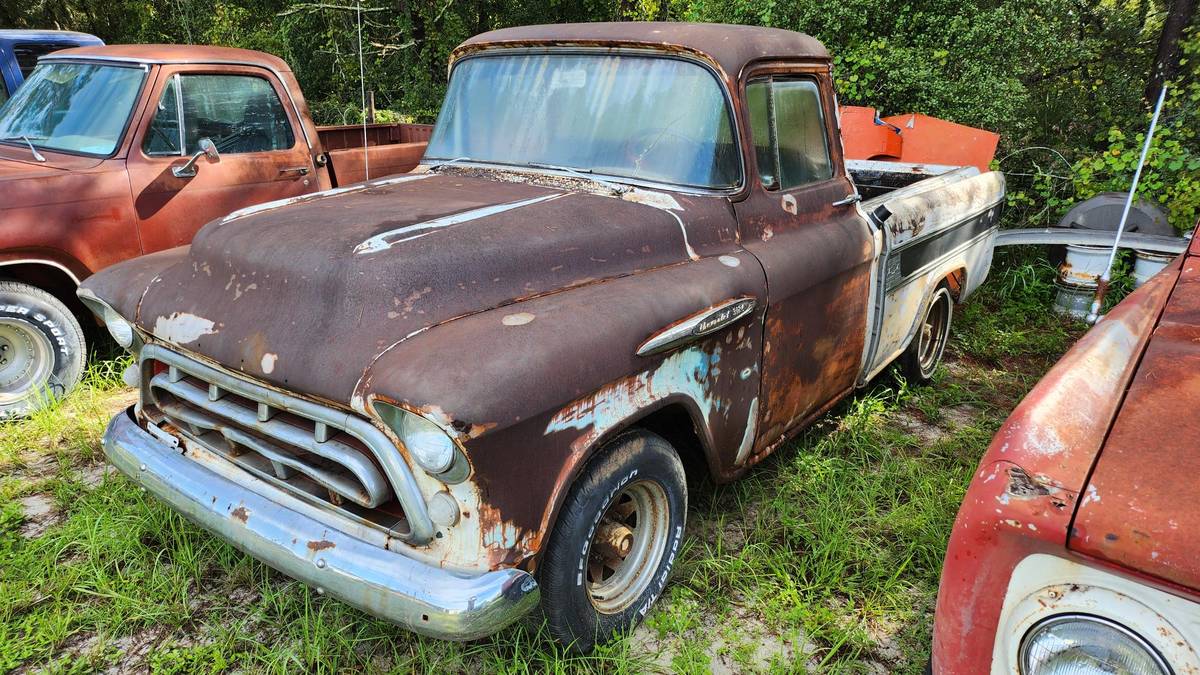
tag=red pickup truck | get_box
[0,45,430,417]
[932,228,1200,673]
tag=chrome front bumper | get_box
[102,407,539,640]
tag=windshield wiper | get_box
[527,162,630,195]
[426,156,477,171]
[0,135,46,162]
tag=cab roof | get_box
[454,22,830,78]
[40,44,292,73]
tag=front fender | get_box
[356,252,766,569]
[932,258,1179,673]
[79,245,191,321]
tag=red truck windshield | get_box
[0,62,144,157]
[426,52,741,190]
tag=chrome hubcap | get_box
[918,291,951,375]
[0,318,54,406]
[586,479,671,614]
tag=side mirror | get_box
[172,138,220,178]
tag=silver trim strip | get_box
[354,193,567,254]
[637,296,757,356]
[140,343,436,543]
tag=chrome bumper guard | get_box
[103,407,539,641]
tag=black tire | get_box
[0,281,86,418]
[898,284,954,384]
[539,429,687,652]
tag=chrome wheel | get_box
[0,318,54,406]
[917,288,952,376]
[586,479,671,614]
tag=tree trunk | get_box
[1145,0,1197,102]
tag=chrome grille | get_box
[137,344,435,543]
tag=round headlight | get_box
[103,309,135,349]
[404,422,456,474]
[1020,615,1169,675]
[374,402,457,475]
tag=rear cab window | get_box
[746,76,833,190]
[14,43,64,79]
[143,73,296,156]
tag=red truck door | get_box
[126,65,318,252]
[733,68,875,448]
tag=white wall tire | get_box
[0,281,86,418]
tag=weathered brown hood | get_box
[88,171,737,406]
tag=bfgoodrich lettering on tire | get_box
[539,429,687,652]
[0,281,85,418]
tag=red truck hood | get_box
[85,170,734,406]
[1071,246,1200,592]
[0,150,110,209]
[0,146,104,176]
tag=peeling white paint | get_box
[354,193,567,254]
[719,255,741,267]
[483,521,521,549]
[261,353,277,374]
[544,345,723,451]
[621,188,699,261]
[501,312,535,326]
[153,312,217,344]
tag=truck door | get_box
[733,68,875,451]
[127,66,318,252]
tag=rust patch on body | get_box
[230,506,249,523]
[307,539,336,552]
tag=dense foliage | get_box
[3,0,1197,228]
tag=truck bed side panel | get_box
[326,143,427,186]
[861,170,1005,381]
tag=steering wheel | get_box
[150,124,179,153]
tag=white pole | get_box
[1086,83,1168,323]
[357,2,369,181]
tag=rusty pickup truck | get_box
[931,227,1200,674]
[81,23,1005,649]
[0,44,430,416]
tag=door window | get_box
[746,77,833,189]
[143,73,295,156]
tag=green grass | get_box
[0,259,1087,673]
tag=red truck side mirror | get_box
[172,137,221,178]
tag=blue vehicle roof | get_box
[0,30,104,48]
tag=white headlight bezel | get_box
[103,309,135,349]
[77,289,141,353]
[1019,614,1170,675]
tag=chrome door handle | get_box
[279,166,310,176]
[832,193,862,207]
